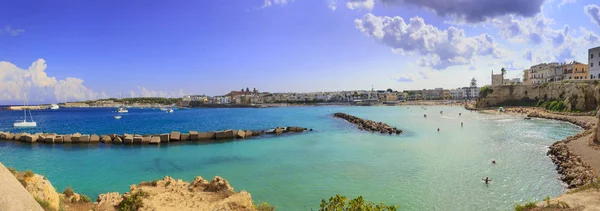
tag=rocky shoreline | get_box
[0,126,309,146]
[524,111,597,188]
[333,112,402,134]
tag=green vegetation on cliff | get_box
[479,86,493,98]
[79,97,181,105]
[536,100,566,112]
[118,190,148,211]
[319,194,397,211]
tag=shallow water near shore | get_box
[0,106,582,210]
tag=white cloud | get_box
[491,14,553,45]
[585,5,600,28]
[347,0,375,10]
[261,0,293,8]
[558,0,576,7]
[0,59,100,103]
[523,49,533,61]
[0,25,25,36]
[355,13,505,70]
[328,0,338,11]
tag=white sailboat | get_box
[116,92,128,113]
[14,99,37,127]
[50,104,59,110]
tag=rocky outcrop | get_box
[97,175,257,211]
[24,174,61,211]
[0,163,43,211]
[333,112,403,134]
[476,81,600,111]
[548,141,597,188]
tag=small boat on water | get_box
[524,117,531,120]
[114,115,122,119]
[50,104,59,110]
[167,109,174,113]
[14,99,37,127]
[117,107,129,113]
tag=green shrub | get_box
[535,99,545,107]
[540,101,550,109]
[18,178,27,187]
[255,201,276,211]
[35,197,51,210]
[79,194,91,203]
[319,194,397,211]
[7,167,18,175]
[118,190,148,211]
[63,187,74,197]
[513,201,537,211]
[24,170,34,178]
[548,101,558,110]
[479,86,493,98]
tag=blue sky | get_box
[1,0,599,103]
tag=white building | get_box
[503,78,522,85]
[529,63,560,85]
[590,46,600,79]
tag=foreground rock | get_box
[0,163,43,211]
[97,175,260,211]
[333,112,402,134]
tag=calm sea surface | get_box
[0,106,581,210]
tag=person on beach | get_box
[459,113,462,116]
[482,177,492,184]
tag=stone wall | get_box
[477,81,600,111]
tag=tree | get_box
[386,88,393,92]
[501,67,506,76]
[470,78,477,87]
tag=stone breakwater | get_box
[527,112,593,129]
[333,112,402,134]
[0,126,308,145]
[526,111,597,188]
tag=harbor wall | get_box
[476,81,600,111]
[0,126,309,145]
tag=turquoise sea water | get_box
[0,106,581,210]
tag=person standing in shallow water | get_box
[482,177,492,184]
[461,122,463,127]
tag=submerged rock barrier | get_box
[333,112,402,134]
[527,111,593,129]
[0,126,309,146]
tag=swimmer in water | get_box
[437,128,440,132]
[424,114,427,118]
[459,113,462,116]
[482,177,492,184]
[461,122,463,127]
[492,160,496,164]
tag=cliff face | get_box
[476,81,600,111]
